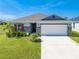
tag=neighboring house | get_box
[0,20,7,25]
[70,17,79,30]
[12,13,73,36]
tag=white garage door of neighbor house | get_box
[75,23,79,30]
[41,25,67,36]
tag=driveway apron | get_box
[41,36,79,59]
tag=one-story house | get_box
[70,17,79,30]
[12,13,78,36]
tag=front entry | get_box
[31,23,36,33]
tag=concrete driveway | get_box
[41,36,79,59]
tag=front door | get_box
[31,23,36,33]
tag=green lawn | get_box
[69,31,79,43]
[0,33,40,59]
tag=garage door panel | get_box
[75,23,79,30]
[41,25,67,36]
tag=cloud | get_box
[40,1,64,9]
[5,0,24,12]
[0,13,16,21]
[5,0,41,16]
[13,1,66,16]
[27,1,66,10]
[0,0,66,20]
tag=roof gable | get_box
[42,15,66,20]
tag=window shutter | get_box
[14,24,17,31]
[21,24,24,31]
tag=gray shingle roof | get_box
[12,13,69,23]
[12,13,48,23]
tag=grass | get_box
[0,33,41,59]
[69,31,79,43]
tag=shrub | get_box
[30,33,40,42]
[6,32,11,37]
[22,32,28,36]
[6,31,29,37]
[16,31,29,37]
[6,24,29,37]
[6,31,16,37]
[16,31,22,37]
[11,32,16,37]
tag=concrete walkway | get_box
[41,36,79,59]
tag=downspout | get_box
[67,23,72,36]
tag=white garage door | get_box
[41,25,67,36]
[75,23,79,30]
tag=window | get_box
[17,24,22,31]
[24,23,31,33]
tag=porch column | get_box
[36,23,41,35]
[73,23,75,28]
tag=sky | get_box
[0,0,79,21]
